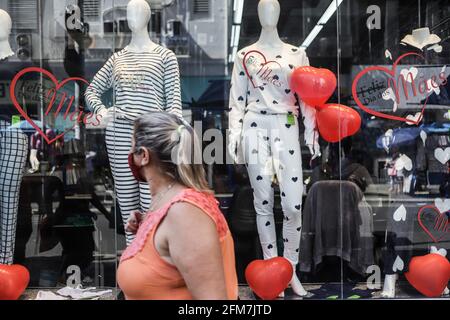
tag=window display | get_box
[0,0,448,303]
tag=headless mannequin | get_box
[85,0,182,244]
[257,1,306,297]
[0,10,13,61]
[229,0,321,297]
[98,0,157,125]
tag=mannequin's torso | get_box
[234,42,307,116]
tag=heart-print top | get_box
[85,45,182,121]
[229,43,318,147]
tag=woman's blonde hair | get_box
[133,112,211,192]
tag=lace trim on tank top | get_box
[120,188,228,263]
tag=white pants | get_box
[0,121,27,265]
[241,111,303,265]
[106,118,151,245]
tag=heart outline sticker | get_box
[352,52,430,125]
[10,67,89,145]
[243,50,283,89]
[417,205,449,243]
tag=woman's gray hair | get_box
[133,112,211,192]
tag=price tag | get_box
[287,114,295,125]
[11,115,20,125]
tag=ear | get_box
[140,147,151,166]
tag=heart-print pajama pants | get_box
[106,118,152,245]
[0,120,28,265]
[241,111,303,265]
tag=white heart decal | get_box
[382,88,398,112]
[434,147,450,164]
[385,49,393,61]
[420,130,427,145]
[434,198,450,213]
[426,78,440,95]
[392,255,404,272]
[427,44,443,53]
[405,112,423,125]
[430,246,448,257]
[393,204,407,222]
[394,154,413,171]
[400,67,418,83]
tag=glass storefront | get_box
[0,0,448,300]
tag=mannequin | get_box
[228,0,320,297]
[85,0,182,245]
[0,9,28,265]
[0,9,13,61]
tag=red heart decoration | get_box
[405,253,450,298]
[290,66,337,108]
[316,104,362,143]
[0,264,30,300]
[352,52,428,125]
[10,67,89,145]
[245,257,293,300]
[417,205,449,243]
[243,50,283,89]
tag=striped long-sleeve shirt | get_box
[85,45,182,121]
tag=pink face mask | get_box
[128,153,147,183]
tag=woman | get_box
[117,112,238,300]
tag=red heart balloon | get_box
[245,257,293,300]
[0,264,30,300]
[316,104,362,143]
[405,253,450,298]
[290,66,337,108]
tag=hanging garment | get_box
[299,181,374,275]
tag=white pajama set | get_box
[0,119,28,265]
[228,43,319,265]
[85,45,182,245]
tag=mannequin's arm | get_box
[228,54,247,164]
[29,148,40,172]
[29,132,40,172]
[85,55,114,115]
[298,51,321,159]
[163,51,183,118]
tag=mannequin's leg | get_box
[0,125,27,265]
[106,120,140,246]
[241,114,278,260]
[381,274,398,298]
[272,115,307,297]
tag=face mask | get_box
[128,153,147,183]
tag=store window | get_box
[0,0,448,301]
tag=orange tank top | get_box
[117,188,238,300]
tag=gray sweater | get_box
[299,181,374,275]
